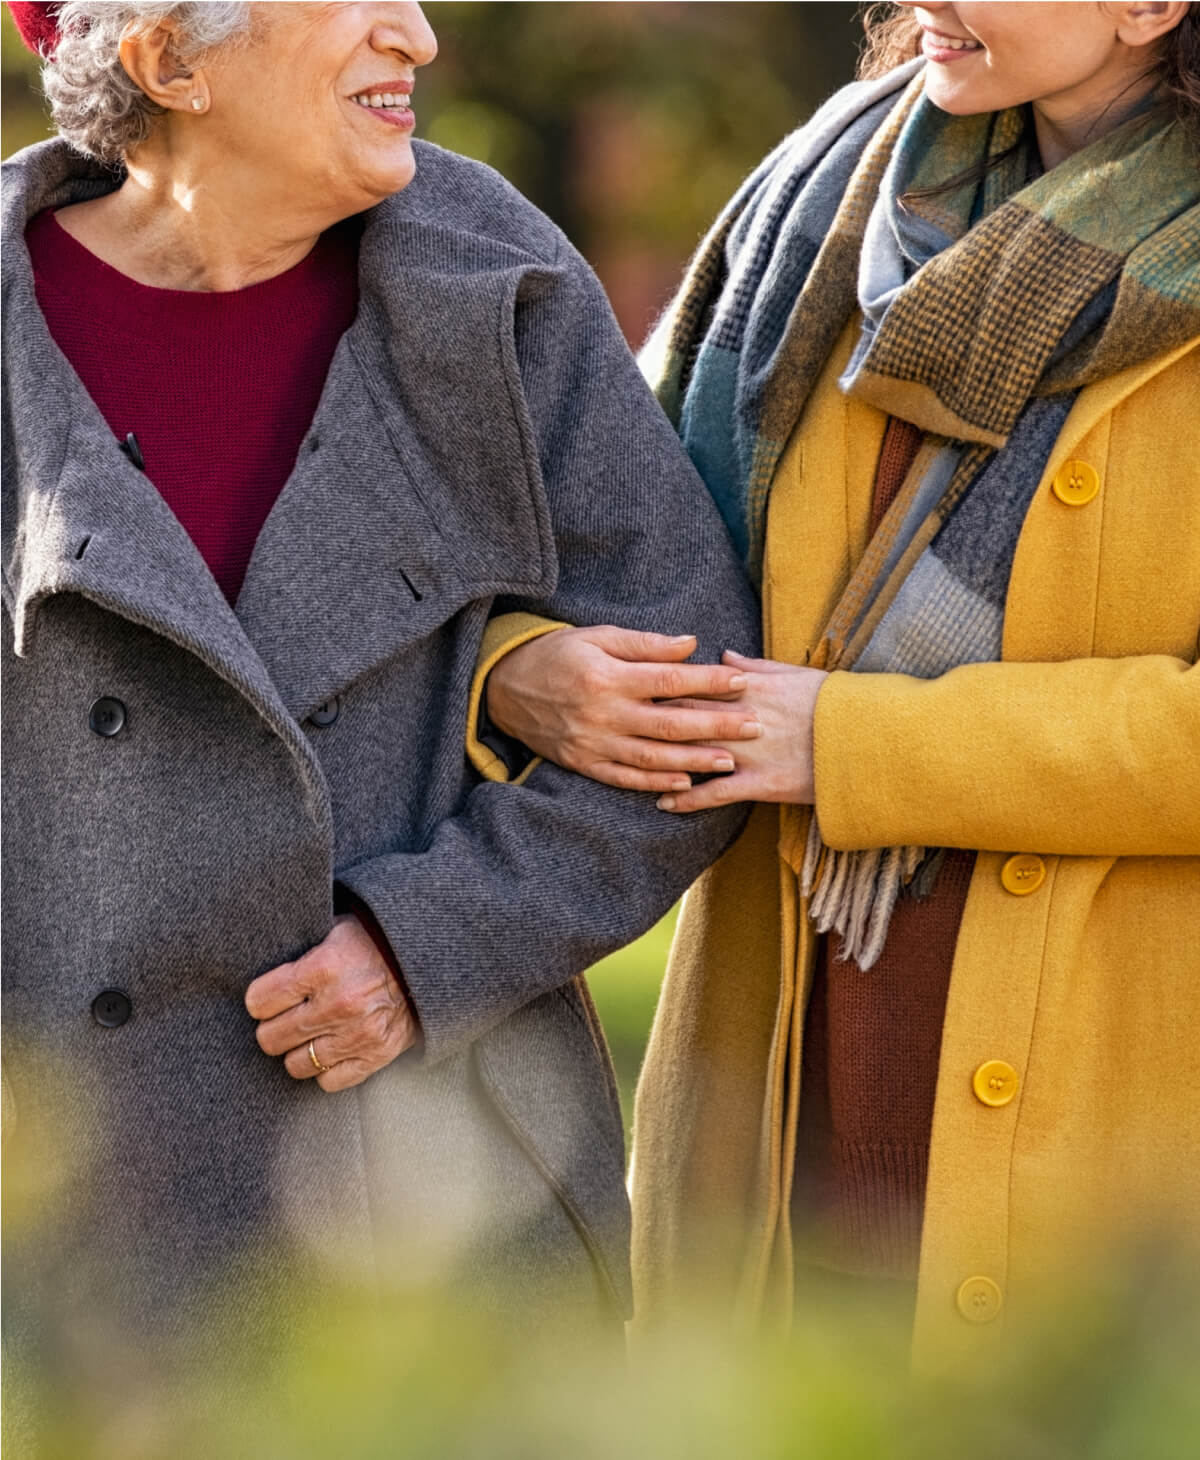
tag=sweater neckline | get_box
[28,207,361,339]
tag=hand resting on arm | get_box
[487,627,827,808]
[486,624,766,792]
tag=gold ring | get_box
[308,1039,330,1075]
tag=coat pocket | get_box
[474,987,632,1317]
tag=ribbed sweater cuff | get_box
[795,1135,927,1280]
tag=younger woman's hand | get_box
[485,625,764,793]
[655,651,828,813]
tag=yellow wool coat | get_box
[628,320,1200,1364]
[473,322,1200,1363]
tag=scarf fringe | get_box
[800,817,928,970]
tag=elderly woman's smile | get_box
[39,1,437,293]
[349,84,416,125]
[201,2,437,216]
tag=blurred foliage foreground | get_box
[7,1039,1200,1460]
[5,1238,1199,1460]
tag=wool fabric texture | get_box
[796,849,973,1278]
[3,135,761,1400]
[27,209,360,603]
[645,65,1200,966]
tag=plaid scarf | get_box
[645,65,1200,967]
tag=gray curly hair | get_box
[43,2,253,164]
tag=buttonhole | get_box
[307,436,320,453]
[399,567,423,602]
[75,535,91,560]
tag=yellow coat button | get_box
[1051,459,1100,506]
[1001,853,1045,895]
[956,1276,1003,1324]
[973,1060,1020,1107]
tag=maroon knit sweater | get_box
[26,208,360,604]
[26,207,415,983]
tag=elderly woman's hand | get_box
[245,916,419,1091]
[486,625,765,793]
[655,651,828,813]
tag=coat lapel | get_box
[3,349,335,831]
[230,194,559,720]
[2,145,330,822]
[2,189,247,692]
[5,142,558,732]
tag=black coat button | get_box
[92,989,132,1028]
[310,697,340,728]
[89,697,127,736]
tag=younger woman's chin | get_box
[922,80,994,118]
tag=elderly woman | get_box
[481,0,1200,1361]
[1,0,760,1387]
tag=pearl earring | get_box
[190,96,205,112]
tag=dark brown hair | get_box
[857,2,1200,143]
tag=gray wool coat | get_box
[1,138,760,1351]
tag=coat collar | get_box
[1,148,252,665]
[1045,330,1199,463]
[3,139,556,726]
[231,182,558,718]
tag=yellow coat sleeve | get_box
[814,654,1200,856]
[465,612,567,784]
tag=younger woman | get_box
[480,1,1200,1359]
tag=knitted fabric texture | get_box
[27,209,360,603]
[645,65,1200,966]
[7,2,60,55]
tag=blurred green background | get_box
[1,1,862,1132]
[3,1,863,341]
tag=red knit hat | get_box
[7,2,62,56]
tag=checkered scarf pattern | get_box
[644,65,1200,966]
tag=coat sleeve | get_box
[814,654,1200,856]
[337,239,762,1063]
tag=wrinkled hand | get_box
[245,914,419,1092]
[485,625,763,793]
[655,651,828,813]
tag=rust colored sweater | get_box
[792,419,975,1281]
